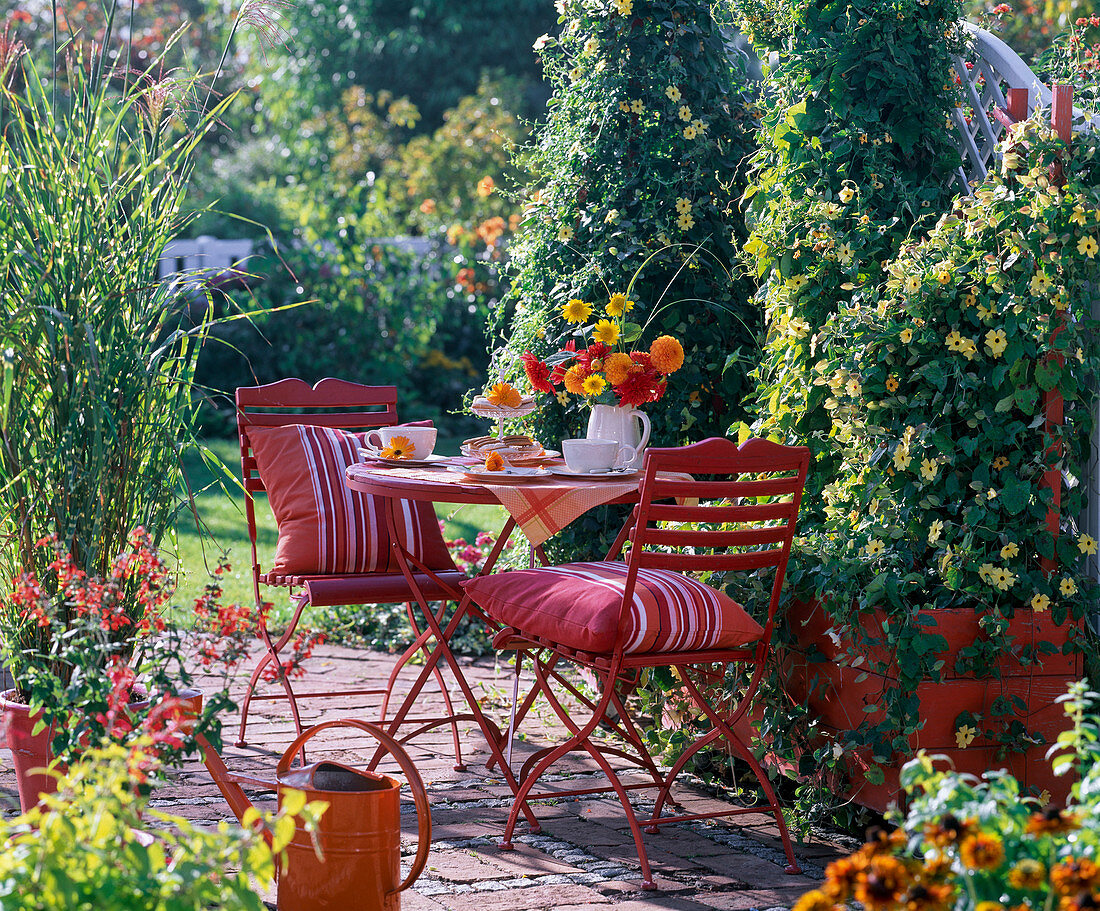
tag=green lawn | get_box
[170,437,505,617]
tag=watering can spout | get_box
[196,734,275,846]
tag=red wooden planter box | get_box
[781,598,1081,813]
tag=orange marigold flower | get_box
[1051,859,1100,896]
[484,451,505,471]
[923,813,972,848]
[380,435,415,459]
[793,890,834,911]
[855,855,912,911]
[1060,892,1100,911]
[903,882,957,911]
[604,352,635,385]
[1026,804,1080,836]
[649,335,685,373]
[1008,858,1046,890]
[563,365,589,395]
[486,382,523,408]
[959,832,1005,871]
[823,854,864,902]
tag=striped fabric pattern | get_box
[250,424,447,576]
[463,560,763,655]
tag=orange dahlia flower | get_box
[650,335,685,373]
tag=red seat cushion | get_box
[462,561,763,655]
[248,424,453,576]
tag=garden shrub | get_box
[493,0,761,561]
[797,111,1099,768]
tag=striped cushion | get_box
[249,424,452,576]
[462,561,763,655]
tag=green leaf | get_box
[620,321,643,344]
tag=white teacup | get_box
[365,425,437,459]
[561,438,637,473]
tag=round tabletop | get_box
[346,462,503,505]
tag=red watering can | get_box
[201,719,431,911]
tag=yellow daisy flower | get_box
[582,373,606,396]
[555,389,570,406]
[1000,543,1019,559]
[606,293,634,317]
[611,0,633,14]
[665,85,681,102]
[678,104,693,121]
[864,540,885,557]
[1077,235,1098,258]
[1060,577,1078,597]
[675,197,692,215]
[1079,534,1098,555]
[676,212,695,231]
[682,124,697,140]
[920,458,937,481]
[630,98,644,114]
[691,118,706,133]
[592,319,619,345]
[1031,593,1050,612]
[561,298,593,324]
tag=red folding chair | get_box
[462,437,810,888]
[234,378,472,763]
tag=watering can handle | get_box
[277,719,432,894]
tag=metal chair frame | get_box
[234,378,472,765]
[490,437,810,889]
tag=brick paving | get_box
[0,643,856,909]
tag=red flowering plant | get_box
[0,529,251,765]
[520,287,686,409]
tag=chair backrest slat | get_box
[644,501,797,524]
[636,549,788,573]
[642,526,790,550]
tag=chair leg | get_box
[677,667,802,875]
[236,592,310,748]
[513,658,657,890]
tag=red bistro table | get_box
[344,461,643,828]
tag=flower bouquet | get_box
[520,291,685,407]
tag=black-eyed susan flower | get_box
[1030,593,1050,612]
[959,832,1004,870]
[1060,577,1078,597]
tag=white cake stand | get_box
[470,400,536,441]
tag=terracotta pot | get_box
[1,690,56,812]
[0,686,174,813]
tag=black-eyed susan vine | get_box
[783,113,1100,782]
[491,0,762,562]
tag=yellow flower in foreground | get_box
[678,104,693,121]
[929,519,944,544]
[985,328,1008,357]
[562,298,593,324]
[582,374,606,396]
[604,352,634,385]
[1000,542,1019,559]
[956,724,977,748]
[899,328,914,344]
[380,435,415,460]
[1079,534,1098,555]
[903,275,921,294]
[675,197,692,215]
[1077,235,1098,258]
[838,186,855,203]
[1060,577,1078,597]
[592,319,620,345]
[676,212,695,231]
[990,568,1016,591]
[1031,593,1051,612]
[606,292,634,317]
[864,540,884,557]
[665,85,681,102]
[650,335,685,373]
[920,458,937,481]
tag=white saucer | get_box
[549,466,642,479]
[458,466,551,483]
[359,449,453,468]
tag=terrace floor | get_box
[0,643,855,910]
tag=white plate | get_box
[458,466,551,483]
[359,449,453,468]
[548,466,642,479]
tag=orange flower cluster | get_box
[797,801,1095,911]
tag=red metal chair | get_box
[234,378,471,761]
[462,437,810,888]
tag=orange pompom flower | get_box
[563,365,589,395]
[604,352,635,385]
[649,335,685,373]
[486,382,523,408]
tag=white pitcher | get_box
[586,404,651,469]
